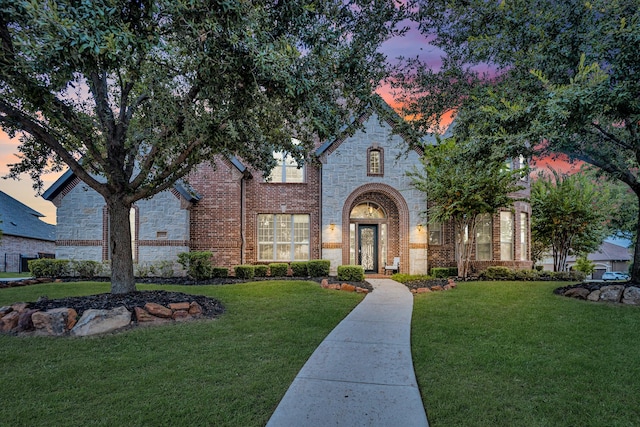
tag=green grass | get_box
[0,272,31,278]
[0,281,363,426]
[412,281,640,427]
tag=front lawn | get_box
[0,272,31,278]
[0,281,363,426]
[412,281,640,427]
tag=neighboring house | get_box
[43,99,532,275]
[0,190,55,272]
[541,241,632,279]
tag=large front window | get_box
[475,214,492,261]
[520,212,528,261]
[500,211,514,261]
[267,139,304,183]
[258,214,309,261]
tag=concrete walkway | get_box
[267,278,429,427]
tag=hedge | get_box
[234,265,255,280]
[431,267,458,278]
[308,259,331,277]
[290,261,309,277]
[254,265,269,277]
[177,251,213,280]
[337,265,365,282]
[211,267,229,278]
[28,259,70,278]
[269,263,289,277]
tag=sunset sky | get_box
[0,19,568,225]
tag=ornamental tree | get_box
[531,169,608,272]
[409,137,526,278]
[392,0,640,282]
[0,0,407,293]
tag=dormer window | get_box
[367,146,384,176]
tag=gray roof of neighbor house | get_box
[0,191,55,241]
[567,241,632,263]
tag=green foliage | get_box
[308,260,331,277]
[268,263,289,277]
[390,273,434,284]
[234,265,255,280]
[531,169,608,272]
[430,267,458,278]
[28,259,70,278]
[337,265,365,281]
[479,267,585,282]
[394,0,640,281]
[409,137,526,278]
[574,256,596,275]
[177,251,213,281]
[253,265,268,278]
[71,260,103,279]
[211,267,228,278]
[0,0,407,293]
[290,261,309,277]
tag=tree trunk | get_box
[631,193,640,284]
[107,196,136,294]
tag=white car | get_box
[602,272,629,281]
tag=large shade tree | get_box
[0,0,408,293]
[392,0,640,281]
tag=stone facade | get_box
[0,235,55,272]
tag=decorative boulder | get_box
[71,306,131,337]
[32,308,75,336]
[564,288,590,299]
[599,285,625,303]
[622,287,640,305]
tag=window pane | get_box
[520,212,528,261]
[285,155,304,183]
[350,202,385,219]
[500,211,514,261]
[258,214,309,261]
[370,150,380,174]
[428,222,442,245]
[475,214,492,261]
[350,224,356,265]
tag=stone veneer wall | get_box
[53,179,190,265]
[320,112,426,275]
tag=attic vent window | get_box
[156,231,168,240]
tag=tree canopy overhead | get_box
[393,0,640,281]
[0,0,408,293]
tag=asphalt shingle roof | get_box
[0,190,55,241]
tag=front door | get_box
[358,225,378,273]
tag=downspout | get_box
[318,162,323,260]
[240,176,246,265]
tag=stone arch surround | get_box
[341,183,410,274]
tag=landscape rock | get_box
[0,306,12,317]
[71,306,131,337]
[32,308,70,336]
[172,310,189,321]
[564,287,590,299]
[341,284,356,292]
[134,306,156,322]
[168,302,190,311]
[430,285,443,292]
[355,287,369,294]
[18,309,39,331]
[144,302,173,318]
[622,286,640,305]
[599,285,625,303]
[1,311,20,332]
[587,290,601,302]
[328,284,340,290]
[188,301,203,315]
[320,279,329,289]
[416,287,431,294]
[11,302,29,312]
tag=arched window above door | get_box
[350,202,386,219]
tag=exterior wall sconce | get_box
[417,224,423,232]
[329,223,336,231]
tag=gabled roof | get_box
[567,241,632,263]
[0,191,55,241]
[314,95,441,158]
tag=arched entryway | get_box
[342,184,409,274]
